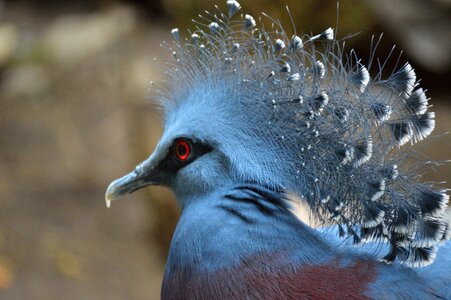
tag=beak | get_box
[105,156,158,208]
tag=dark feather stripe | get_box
[216,204,255,224]
[238,184,289,211]
[224,194,276,216]
[223,185,290,219]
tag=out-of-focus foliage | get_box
[365,0,451,73]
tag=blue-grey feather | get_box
[153,0,449,271]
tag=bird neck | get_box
[164,184,335,275]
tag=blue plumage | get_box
[105,1,450,298]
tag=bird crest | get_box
[150,0,449,268]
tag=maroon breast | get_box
[162,254,378,300]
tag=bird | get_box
[105,1,451,299]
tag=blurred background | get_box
[0,0,449,299]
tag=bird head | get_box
[104,9,309,208]
[105,77,293,206]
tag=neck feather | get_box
[165,184,335,274]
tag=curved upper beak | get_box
[105,156,158,208]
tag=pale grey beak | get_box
[105,158,158,208]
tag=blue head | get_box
[105,71,296,205]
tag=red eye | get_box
[175,140,191,161]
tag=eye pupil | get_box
[175,140,191,161]
[178,147,186,156]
